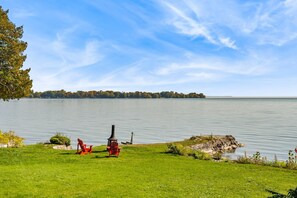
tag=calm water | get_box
[1,98,296,160]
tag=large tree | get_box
[0,6,32,100]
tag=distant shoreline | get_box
[23,97,297,99]
[207,96,297,99]
[29,90,206,99]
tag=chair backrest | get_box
[110,141,119,152]
[77,138,86,152]
[110,141,118,148]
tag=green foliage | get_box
[167,143,193,156]
[287,187,297,198]
[286,150,297,169]
[237,151,297,170]
[49,133,71,146]
[167,143,184,155]
[167,143,177,153]
[212,151,223,160]
[167,143,212,160]
[0,7,32,100]
[253,151,261,161]
[0,130,24,147]
[30,90,206,99]
[193,150,212,160]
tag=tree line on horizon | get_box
[29,90,206,99]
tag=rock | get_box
[188,135,243,155]
[0,141,20,148]
[53,145,72,150]
[7,142,14,147]
[0,144,8,148]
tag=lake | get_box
[0,98,296,160]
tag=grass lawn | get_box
[0,143,296,197]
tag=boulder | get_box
[189,135,243,155]
[0,144,8,148]
[53,145,73,150]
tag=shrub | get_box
[236,156,251,164]
[287,187,297,197]
[167,143,212,160]
[212,152,223,160]
[167,143,194,156]
[286,150,297,169]
[236,150,297,170]
[193,150,212,160]
[50,133,71,146]
[0,130,24,147]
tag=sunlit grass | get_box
[0,144,296,197]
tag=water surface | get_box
[0,98,296,160]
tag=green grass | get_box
[0,144,296,197]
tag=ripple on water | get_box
[0,98,296,161]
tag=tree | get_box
[0,7,32,100]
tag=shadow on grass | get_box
[160,151,172,154]
[59,150,107,155]
[266,189,285,198]
[266,187,297,198]
[92,150,107,153]
[59,152,74,155]
[93,155,119,159]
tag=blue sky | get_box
[2,0,297,96]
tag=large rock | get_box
[53,145,73,150]
[189,135,243,154]
[0,144,8,148]
[0,141,22,148]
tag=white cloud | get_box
[159,0,297,48]
[155,52,273,78]
[284,0,297,14]
[160,1,240,49]
[67,48,275,91]
[24,25,104,91]
[219,37,238,50]
[163,2,216,44]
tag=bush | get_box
[167,143,182,154]
[236,151,297,170]
[167,143,211,160]
[212,152,223,160]
[0,130,24,147]
[167,143,191,156]
[50,133,71,146]
[193,150,212,160]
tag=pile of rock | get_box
[0,141,21,148]
[189,135,244,155]
[52,145,72,150]
[0,144,8,148]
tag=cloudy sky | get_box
[2,0,297,96]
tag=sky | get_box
[1,0,297,96]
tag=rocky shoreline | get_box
[187,135,244,155]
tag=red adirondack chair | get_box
[107,141,121,157]
[76,138,93,155]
